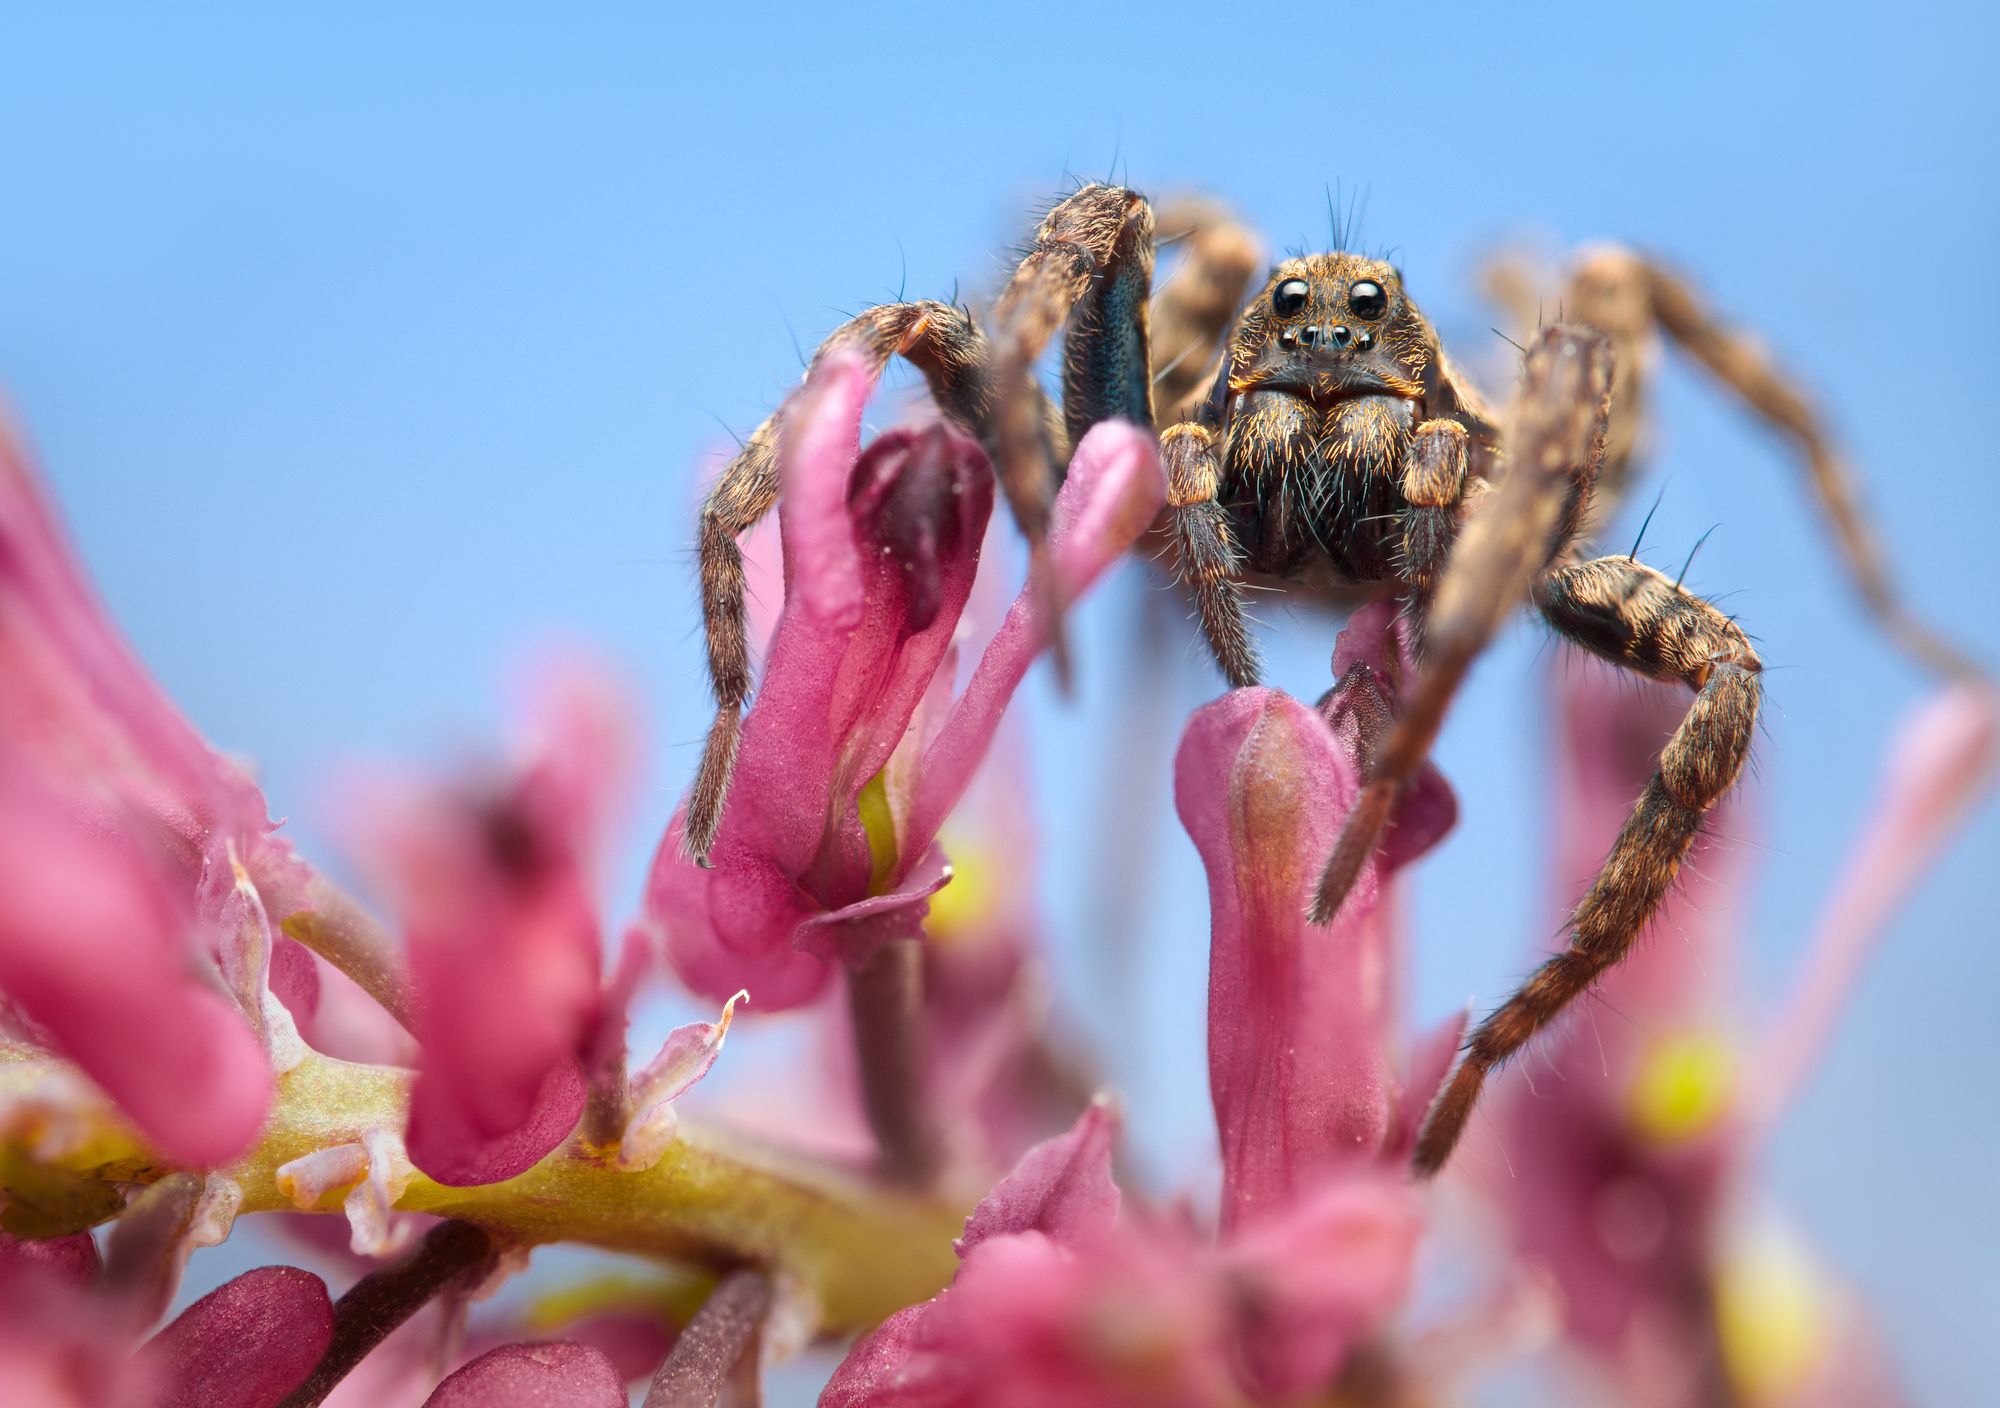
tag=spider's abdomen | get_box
[1223,391,1413,583]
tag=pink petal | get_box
[791,846,953,969]
[906,421,1165,856]
[817,1302,934,1408]
[407,1056,587,1187]
[0,757,273,1167]
[1218,1176,1422,1401]
[777,352,876,630]
[618,990,746,1171]
[133,1264,334,1408]
[1175,687,1403,1227]
[422,1341,626,1408]
[0,1229,101,1289]
[1321,599,1457,871]
[511,654,640,871]
[268,938,322,1023]
[955,1098,1120,1256]
[824,1228,1238,1408]
[1392,1006,1469,1160]
[648,820,832,1010]
[1757,681,2000,1117]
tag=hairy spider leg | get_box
[1413,555,1761,1174]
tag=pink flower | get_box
[646,352,1165,1012]
[0,417,292,1165]
[346,674,621,1185]
[1173,602,1457,1227]
[823,1101,1419,1407]
[347,659,744,1187]
[822,1102,1239,1408]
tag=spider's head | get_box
[1227,255,1437,406]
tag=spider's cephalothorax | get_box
[1202,256,1498,595]
[685,183,1979,1179]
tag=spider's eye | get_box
[1271,279,1310,317]
[1348,280,1388,320]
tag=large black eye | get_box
[1271,278,1309,317]
[1348,280,1387,320]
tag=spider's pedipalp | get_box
[1164,421,1261,689]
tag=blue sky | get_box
[5,4,1996,1401]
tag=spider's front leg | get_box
[1412,556,1762,1176]
[987,185,1158,540]
[687,185,1159,861]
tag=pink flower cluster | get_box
[0,339,1993,1408]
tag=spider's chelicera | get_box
[683,184,1976,1177]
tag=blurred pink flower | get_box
[823,1099,1419,1407]
[646,351,1165,1012]
[1465,661,1997,1408]
[0,1229,333,1408]
[0,418,303,1165]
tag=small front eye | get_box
[1348,280,1387,320]
[1272,279,1310,317]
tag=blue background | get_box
[5,4,1995,1402]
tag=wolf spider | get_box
[686,184,1978,1176]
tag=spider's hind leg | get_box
[1565,247,1980,679]
[1412,554,1762,1176]
[1149,199,1261,426]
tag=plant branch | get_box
[0,1049,960,1335]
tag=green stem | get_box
[0,1050,961,1334]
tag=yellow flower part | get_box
[524,1269,714,1334]
[1714,1222,1830,1403]
[857,771,900,896]
[923,830,1000,944]
[1627,1029,1736,1145]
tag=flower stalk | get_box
[845,937,940,1188]
[277,1219,493,1408]
[641,1267,773,1408]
